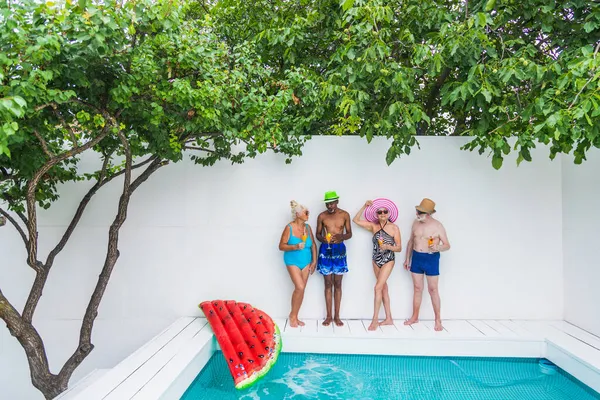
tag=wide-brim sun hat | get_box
[365,198,399,223]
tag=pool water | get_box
[181,352,600,400]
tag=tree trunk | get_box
[0,290,67,399]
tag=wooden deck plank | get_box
[485,320,519,337]
[130,328,213,400]
[273,318,287,334]
[498,320,538,339]
[347,319,367,337]
[443,320,485,338]
[550,321,600,351]
[361,320,383,335]
[103,318,207,400]
[422,320,450,336]
[316,319,335,336]
[379,323,400,337]
[76,317,196,400]
[393,321,417,336]
[468,320,501,337]
[332,319,351,336]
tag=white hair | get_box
[290,200,306,219]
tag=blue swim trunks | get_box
[410,250,441,276]
[317,242,348,275]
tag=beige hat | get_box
[415,198,436,214]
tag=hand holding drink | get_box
[428,236,434,254]
[326,232,332,249]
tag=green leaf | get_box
[341,0,354,12]
[485,0,496,12]
[481,89,492,103]
[477,13,487,27]
[385,146,397,165]
[492,154,503,170]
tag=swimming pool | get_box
[181,352,600,400]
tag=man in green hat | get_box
[315,190,353,327]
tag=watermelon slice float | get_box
[199,300,282,390]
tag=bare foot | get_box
[368,321,379,331]
[434,320,443,331]
[404,318,419,326]
[333,318,344,327]
[289,317,305,328]
[379,318,394,326]
[297,319,305,326]
[322,317,332,326]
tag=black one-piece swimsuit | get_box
[372,223,395,267]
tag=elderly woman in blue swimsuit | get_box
[278,200,317,328]
[353,199,402,331]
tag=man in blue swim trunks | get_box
[403,198,451,332]
[316,191,352,327]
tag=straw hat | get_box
[415,198,436,214]
[365,198,399,222]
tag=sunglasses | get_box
[377,209,389,215]
[416,211,427,215]
[304,210,310,215]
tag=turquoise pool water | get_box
[181,352,600,399]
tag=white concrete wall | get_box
[562,149,600,338]
[0,136,565,399]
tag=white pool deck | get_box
[58,317,600,399]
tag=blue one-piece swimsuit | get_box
[283,223,313,270]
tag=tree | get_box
[0,0,317,398]
[211,0,600,168]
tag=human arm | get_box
[278,225,302,251]
[315,213,325,243]
[381,225,402,252]
[433,223,451,252]
[332,211,353,243]
[352,201,374,232]
[308,224,317,274]
[404,223,415,270]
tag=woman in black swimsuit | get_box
[353,200,402,331]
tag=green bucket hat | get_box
[323,191,339,203]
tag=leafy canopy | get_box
[211,0,600,168]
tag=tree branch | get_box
[25,120,115,271]
[33,130,54,158]
[22,155,157,323]
[44,155,157,270]
[568,41,600,109]
[183,145,215,153]
[0,287,56,395]
[58,131,134,382]
[53,108,79,147]
[0,207,28,247]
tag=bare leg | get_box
[404,273,424,326]
[379,282,393,326]
[369,261,394,331]
[322,275,333,326]
[427,275,443,331]
[333,275,344,326]
[287,266,309,327]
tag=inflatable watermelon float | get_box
[199,300,282,390]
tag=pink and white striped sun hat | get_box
[365,198,399,223]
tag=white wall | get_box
[562,149,600,337]
[0,136,565,399]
